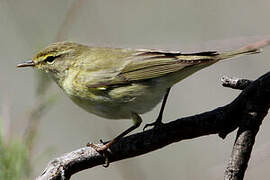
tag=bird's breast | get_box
[61,73,167,119]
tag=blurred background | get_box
[0,0,270,179]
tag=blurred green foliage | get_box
[0,119,31,180]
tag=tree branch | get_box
[223,76,269,179]
[36,71,270,180]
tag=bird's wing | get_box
[118,50,218,81]
[82,49,219,88]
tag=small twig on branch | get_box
[221,76,253,90]
[37,71,270,180]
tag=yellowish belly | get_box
[69,82,167,120]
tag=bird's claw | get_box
[86,141,111,167]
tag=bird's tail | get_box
[217,39,270,60]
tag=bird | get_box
[17,39,270,151]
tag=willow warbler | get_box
[17,40,270,151]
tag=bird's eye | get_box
[45,56,56,64]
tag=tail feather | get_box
[217,39,270,60]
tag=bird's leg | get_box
[88,112,142,152]
[143,88,171,131]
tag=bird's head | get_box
[17,41,86,81]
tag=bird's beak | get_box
[17,60,35,68]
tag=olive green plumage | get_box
[18,41,269,120]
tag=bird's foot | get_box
[143,120,164,131]
[86,139,111,167]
